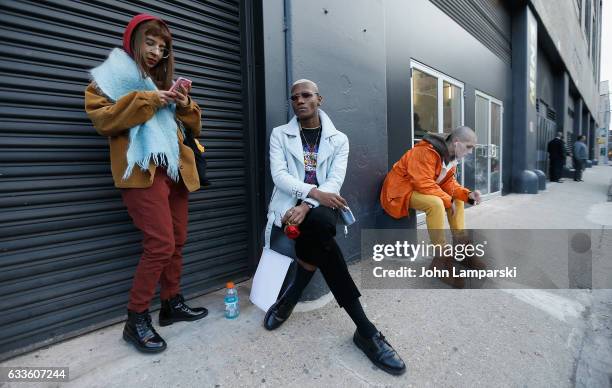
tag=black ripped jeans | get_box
[270,206,361,307]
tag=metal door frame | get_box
[474,90,503,199]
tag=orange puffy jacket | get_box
[380,133,470,219]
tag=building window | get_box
[591,9,597,66]
[412,68,438,141]
[443,81,463,134]
[411,61,464,143]
[410,60,465,181]
[585,0,592,55]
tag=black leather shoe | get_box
[263,294,296,331]
[159,294,208,326]
[353,331,406,376]
[123,310,167,353]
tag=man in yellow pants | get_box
[380,126,482,288]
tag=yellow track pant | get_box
[409,191,465,246]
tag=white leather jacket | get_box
[264,109,349,246]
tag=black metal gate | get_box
[0,0,259,360]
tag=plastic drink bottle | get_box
[224,281,239,319]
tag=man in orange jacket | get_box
[380,126,482,288]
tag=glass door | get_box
[490,102,502,193]
[474,91,503,197]
[474,95,490,194]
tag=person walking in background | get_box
[547,131,567,183]
[263,79,406,376]
[573,135,588,182]
[85,14,208,353]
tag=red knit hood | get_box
[122,13,169,57]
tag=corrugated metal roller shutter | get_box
[0,0,256,359]
[430,0,511,65]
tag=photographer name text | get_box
[372,266,518,279]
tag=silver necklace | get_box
[300,124,321,151]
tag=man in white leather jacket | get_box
[262,79,406,376]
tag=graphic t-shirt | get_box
[301,126,322,185]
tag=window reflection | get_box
[412,69,438,141]
[443,81,462,133]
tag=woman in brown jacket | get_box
[85,14,207,354]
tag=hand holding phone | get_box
[339,206,356,226]
[170,77,192,107]
[169,77,192,94]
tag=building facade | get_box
[261,0,602,252]
[0,0,602,359]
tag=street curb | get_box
[294,291,334,313]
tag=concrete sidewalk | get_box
[1,166,611,388]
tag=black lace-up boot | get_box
[123,310,167,353]
[159,294,208,326]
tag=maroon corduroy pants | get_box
[121,169,189,312]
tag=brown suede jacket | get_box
[84,82,202,192]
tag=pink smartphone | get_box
[169,77,192,93]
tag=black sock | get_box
[284,263,315,304]
[344,298,378,338]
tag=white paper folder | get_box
[249,247,293,312]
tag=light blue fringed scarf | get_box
[90,48,180,182]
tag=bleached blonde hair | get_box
[291,79,319,93]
